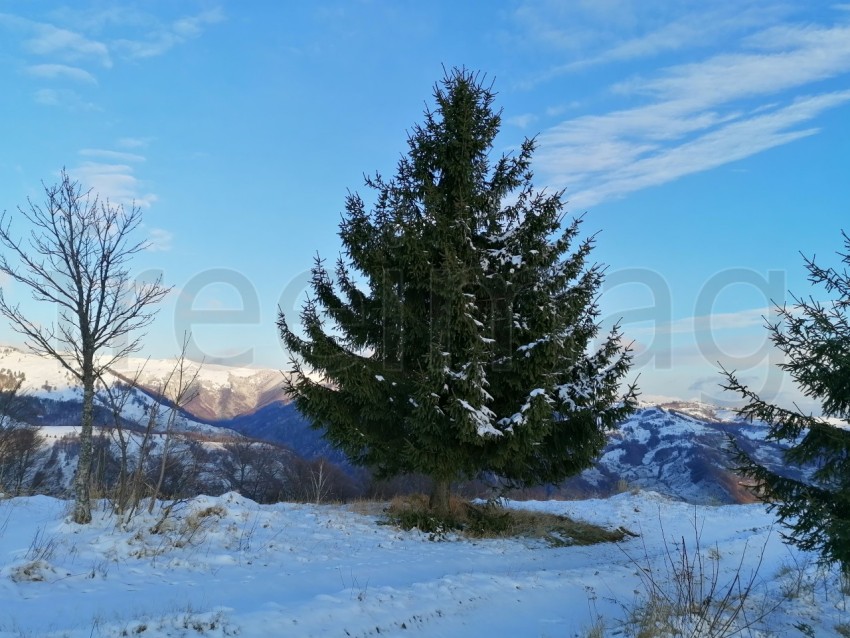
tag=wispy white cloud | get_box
[24,22,112,67]
[616,25,850,104]
[113,8,225,59]
[46,5,154,33]
[147,228,173,252]
[25,63,97,84]
[532,16,850,208]
[544,101,581,118]
[33,88,60,106]
[173,9,224,38]
[71,154,157,209]
[33,87,99,110]
[79,148,146,163]
[117,137,150,150]
[563,91,850,207]
[1,6,224,100]
[505,113,537,129]
[661,307,773,336]
[622,307,774,348]
[513,1,797,87]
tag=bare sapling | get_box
[148,334,201,513]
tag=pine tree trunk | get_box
[73,371,95,524]
[429,477,452,516]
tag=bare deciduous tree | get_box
[0,170,170,523]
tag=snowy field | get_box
[0,492,847,637]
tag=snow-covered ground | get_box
[1,492,847,637]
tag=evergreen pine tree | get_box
[723,233,850,574]
[278,69,637,514]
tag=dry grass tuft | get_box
[384,494,629,545]
[346,499,387,517]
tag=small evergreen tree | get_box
[723,233,850,574]
[278,69,636,514]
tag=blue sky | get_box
[1,1,849,408]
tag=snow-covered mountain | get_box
[0,346,344,501]
[116,357,290,421]
[557,401,786,504]
[1,345,796,506]
[108,354,342,463]
[211,393,785,505]
[0,346,232,436]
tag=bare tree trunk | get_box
[74,372,95,524]
[429,476,452,517]
[310,459,329,504]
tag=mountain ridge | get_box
[1,344,792,505]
